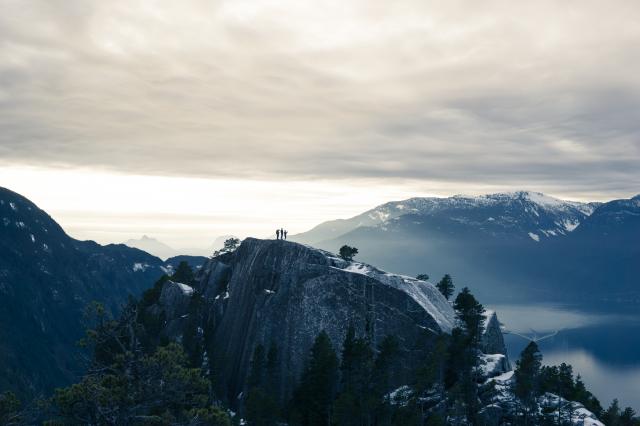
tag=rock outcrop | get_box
[171,238,457,404]
[482,311,508,356]
[479,311,511,380]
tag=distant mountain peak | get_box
[292,190,598,246]
[453,190,572,207]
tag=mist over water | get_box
[491,304,640,411]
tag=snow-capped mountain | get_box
[294,191,598,245]
[292,191,637,303]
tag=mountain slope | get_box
[0,187,168,398]
[537,194,640,300]
[292,191,637,303]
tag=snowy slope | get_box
[317,250,456,333]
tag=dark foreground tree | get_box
[339,245,359,262]
[514,341,542,423]
[46,301,231,425]
[0,391,21,425]
[246,344,279,426]
[334,326,375,426]
[290,331,339,426]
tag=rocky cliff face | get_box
[158,238,456,404]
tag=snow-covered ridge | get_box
[314,248,455,333]
[365,191,595,219]
[353,191,598,243]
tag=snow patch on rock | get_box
[329,258,455,333]
[132,262,150,272]
[175,282,194,295]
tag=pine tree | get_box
[416,273,430,281]
[514,341,542,424]
[372,335,400,396]
[453,287,485,344]
[340,325,357,388]
[602,399,622,426]
[172,261,195,284]
[620,407,637,426]
[335,325,374,426]
[290,331,339,426]
[246,344,279,426]
[449,288,485,423]
[436,274,455,300]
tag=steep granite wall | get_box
[190,238,455,403]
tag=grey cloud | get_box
[0,0,639,198]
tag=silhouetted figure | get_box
[280,228,284,240]
[276,229,280,240]
[284,230,288,240]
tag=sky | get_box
[1,0,639,248]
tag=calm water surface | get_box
[488,304,640,411]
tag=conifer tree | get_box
[290,331,339,426]
[602,399,622,426]
[334,325,374,425]
[450,288,485,422]
[172,260,195,284]
[453,287,485,344]
[514,341,542,424]
[436,274,455,300]
[246,344,279,426]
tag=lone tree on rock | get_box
[416,273,430,281]
[339,245,358,262]
[436,274,455,300]
[213,237,240,257]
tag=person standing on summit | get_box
[280,228,285,240]
[284,230,288,240]
[276,229,280,240]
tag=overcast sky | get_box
[1,0,639,247]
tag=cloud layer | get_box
[1,0,639,197]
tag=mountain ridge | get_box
[292,191,639,303]
[0,187,207,398]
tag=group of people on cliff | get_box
[275,228,288,240]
